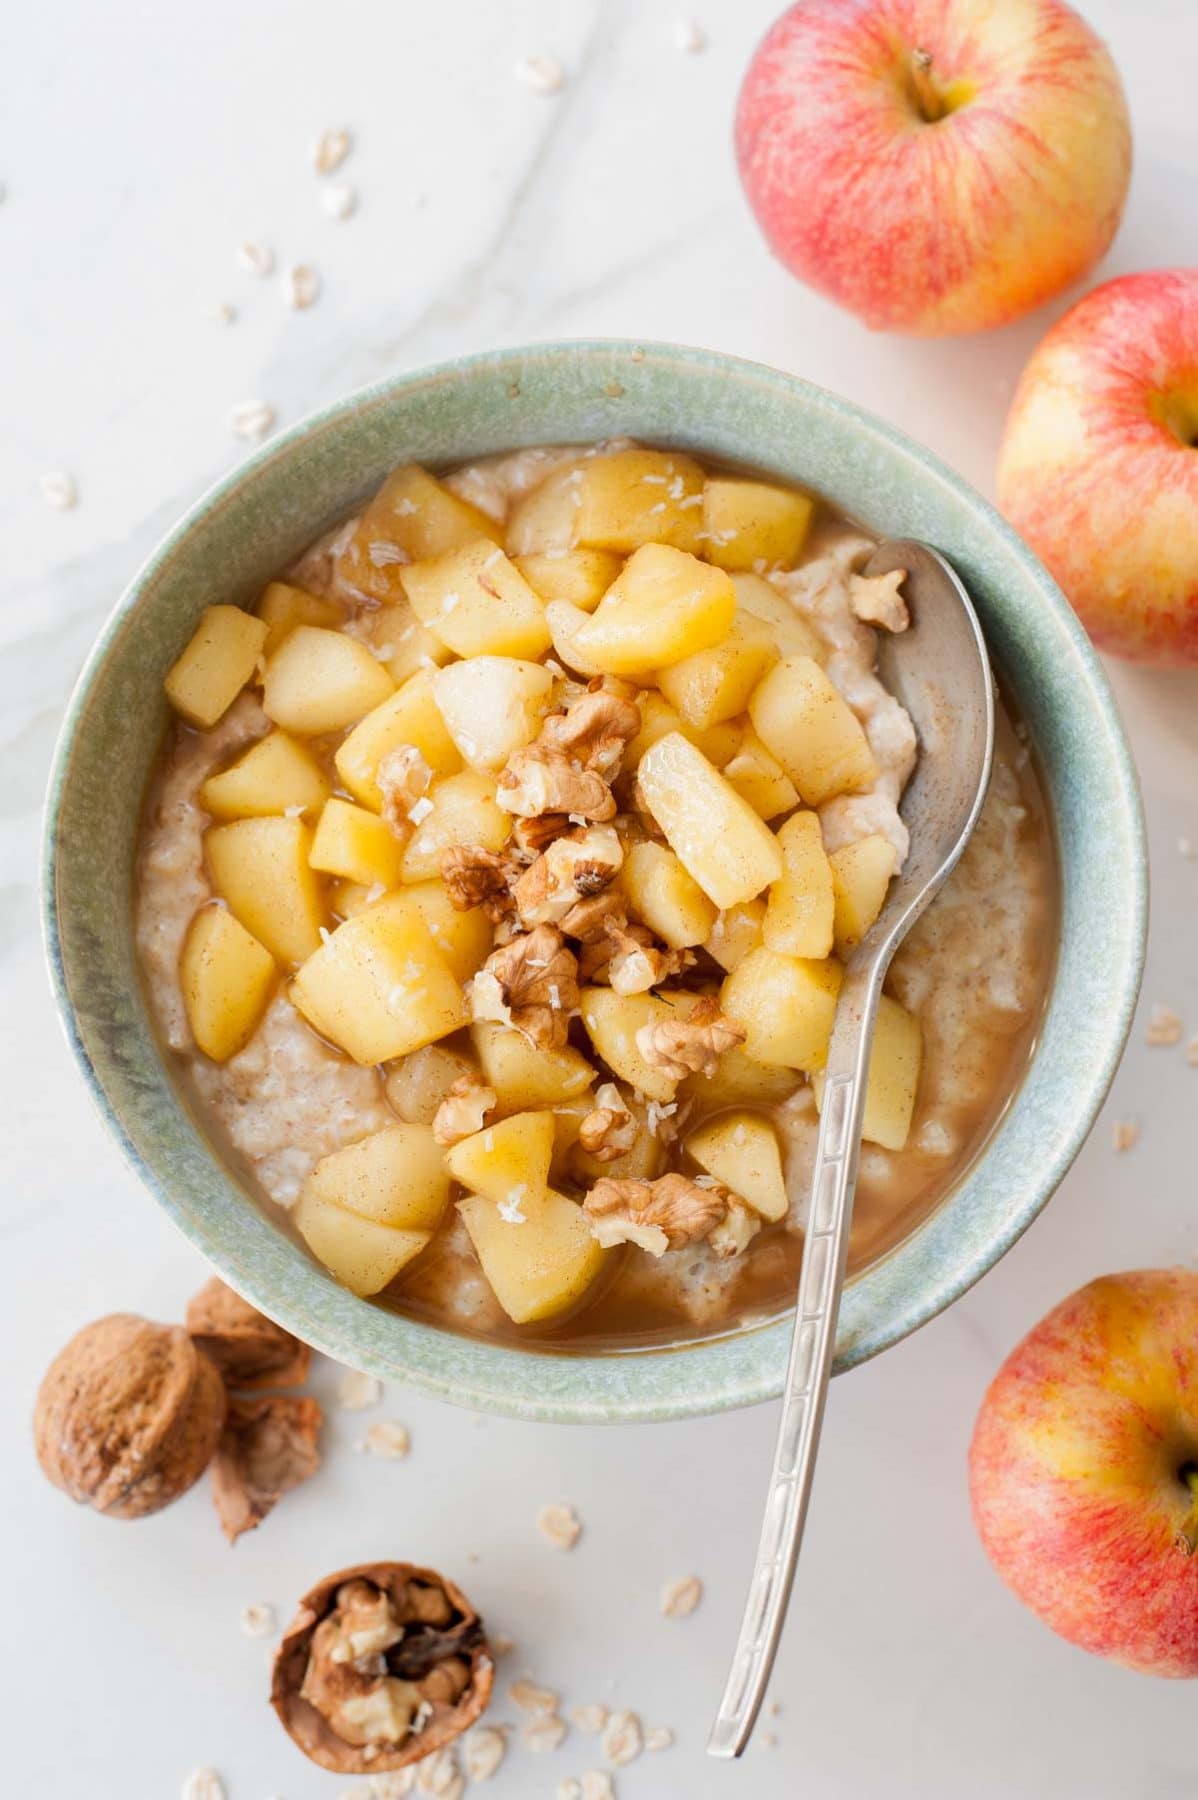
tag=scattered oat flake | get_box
[490,1631,515,1657]
[1146,1005,1183,1047]
[230,400,276,441]
[39,470,77,511]
[673,18,707,51]
[1179,836,1196,859]
[580,1775,615,1800]
[601,1711,642,1767]
[769,1700,783,1717]
[237,240,275,277]
[338,1368,382,1410]
[369,1776,417,1799]
[323,181,358,220]
[537,1502,582,1549]
[1113,1119,1140,1153]
[181,1772,225,1800]
[415,1747,463,1797]
[644,1726,673,1751]
[522,1712,568,1754]
[660,1573,703,1618]
[571,1703,608,1734]
[510,1677,560,1714]
[239,1599,276,1637]
[314,126,353,174]
[462,1725,507,1781]
[212,302,238,325]
[1188,1039,1198,1067]
[282,263,321,310]
[362,1419,410,1458]
[760,1731,779,1748]
[514,54,565,94]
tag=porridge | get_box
[136,442,1056,1349]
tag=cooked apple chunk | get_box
[164,605,269,729]
[813,994,922,1150]
[731,573,826,661]
[262,626,395,736]
[749,656,878,806]
[720,946,842,1071]
[829,834,897,953]
[257,580,343,655]
[309,798,406,890]
[657,612,779,729]
[470,1021,595,1110]
[637,732,783,910]
[445,1110,555,1206]
[623,690,741,773]
[335,669,463,812]
[764,811,835,959]
[294,1189,430,1297]
[432,656,553,770]
[721,730,799,821]
[514,549,623,610]
[205,816,325,967]
[307,1125,452,1232]
[400,770,511,883]
[199,730,330,820]
[620,840,717,949]
[686,1111,789,1222]
[703,898,766,973]
[401,541,552,660]
[291,906,467,1065]
[335,464,502,605]
[458,1188,607,1325]
[571,447,706,554]
[579,986,693,1104]
[680,1040,797,1110]
[554,544,735,678]
[381,882,491,983]
[702,478,815,572]
[180,906,276,1062]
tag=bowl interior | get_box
[44,341,1146,1422]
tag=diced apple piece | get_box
[458,1188,607,1325]
[579,987,692,1104]
[680,1041,797,1110]
[164,606,268,728]
[291,906,467,1065]
[686,1111,789,1222]
[514,549,623,611]
[350,602,454,685]
[572,448,706,554]
[205,817,325,967]
[257,581,343,655]
[560,545,735,677]
[376,883,491,983]
[335,670,463,811]
[623,690,741,772]
[328,880,374,919]
[505,463,587,557]
[387,1044,475,1125]
[445,1110,555,1206]
[721,947,843,1071]
[721,730,800,821]
[620,841,717,949]
[401,541,551,660]
[764,811,834,959]
[309,798,406,889]
[749,657,878,807]
[543,600,606,678]
[199,730,331,820]
[658,613,779,730]
[471,1022,594,1110]
[179,906,276,1062]
[702,478,815,572]
[335,465,502,605]
[400,770,511,883]
[812,994,921,1150]
[294,1189,429,1297]
[637,733,783,910]
[829,834,897,954]
[704,899,766,972]
[307,1124,452,1232]
[432,656,553,770]
[731,574,826,662]
[262,626,395,736]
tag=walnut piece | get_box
[578,1083,637,1162]
[433,1074,499,1147]
[468,925,580,1050]
[537,685,641,777]
[497,746,616,822]
[635,997,744,1080]
[34,1313,226,1520]
[186,1276,311,1390]
[558,888,626,946]
[709,1199,762,1260]
[211,1394,323,1543]
[606,919,695,996]
[848,569,909,633]
[440,846,521,921]
[377,744,433,835]
[584,1173,729,1255]
[513,824,623,928]
[271,1560,493,1775]
[511,811,571,859]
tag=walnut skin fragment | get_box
[186,1276,311,1390]
[33,1313,226,1520]
[271,1561,494,1775]
[212,1394,323,1543]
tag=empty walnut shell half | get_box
[271,1561,494,1774]
[34,1313,226,1520]
[186,1276,311,1390]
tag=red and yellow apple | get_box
[970,1270,1198,1677]
[998,270,1198,665]
[735,0,1132,336]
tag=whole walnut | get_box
[33,1314,226,1520]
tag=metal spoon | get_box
[707,539,995,1758]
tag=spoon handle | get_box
[707,962,884,1758]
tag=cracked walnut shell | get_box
[34,1313,226,1519]
[271,1561,494,1775]
[212,1393,323,1543]
[186,1276,311,1390]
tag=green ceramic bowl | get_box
[43,341,1146,1423]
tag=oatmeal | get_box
[136,441,1055,1347]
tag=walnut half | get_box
[271,1560,494,1775]
[186,1276,311,1390]
[584,1173,730,1256]
[468,925,580,1050]
[211,1394,323,1543]
[635,996,745,1081]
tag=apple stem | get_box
[1176,1468,1198,1556]
[909,49,947,124]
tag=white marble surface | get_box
[5,1,1198,1794]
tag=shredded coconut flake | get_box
[536,1502,582,1550]
[39,470,77,510]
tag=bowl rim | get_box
[42,338,1147,1422]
